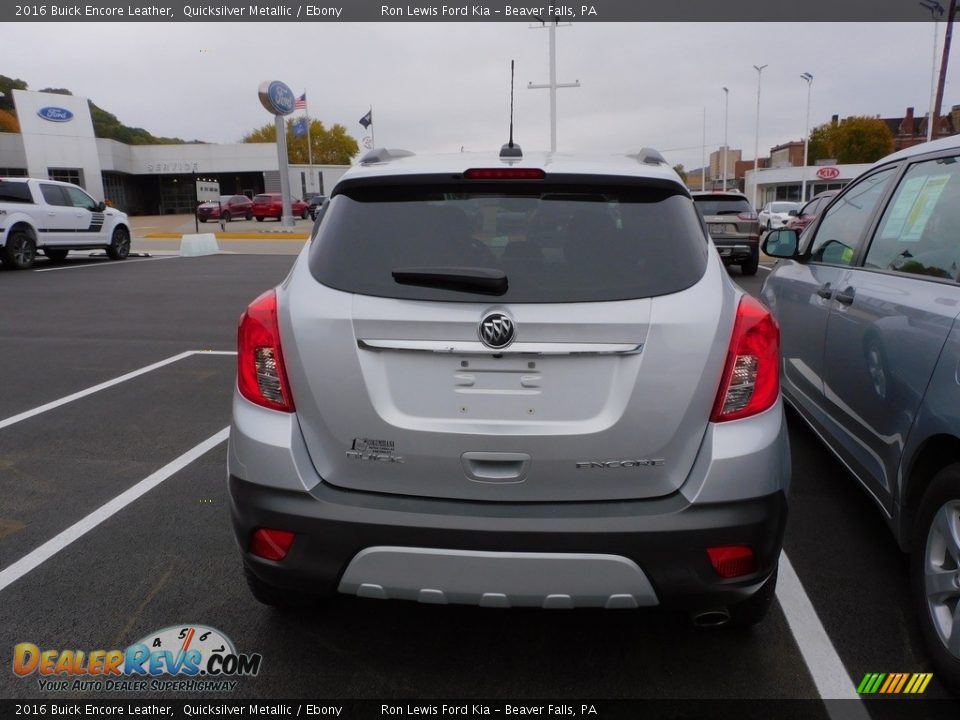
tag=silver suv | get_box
[761,134,960,694]
[228,146,790,625]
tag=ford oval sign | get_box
[37,107,74,123]
[257,80,295,116]
[816,166,840,180]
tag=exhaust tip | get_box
[691,608,731,627]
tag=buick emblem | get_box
[479,313,515,349]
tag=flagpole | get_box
[369,105,375,148]
[305,92,314,191]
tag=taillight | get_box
[706,545,757,578]
[237,289,295,412]
[710,295,779,422]
[738,211,758,221]
[250,528,295,561]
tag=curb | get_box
[143,232,309,241]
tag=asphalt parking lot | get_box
[0,251,958,713]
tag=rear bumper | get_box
[229,476,787,611]
[713,238,759,263]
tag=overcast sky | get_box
[4,22,957,171]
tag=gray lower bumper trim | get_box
[338,546,660,608]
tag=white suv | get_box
[0,177,131,269]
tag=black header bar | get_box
[1,0,952,22]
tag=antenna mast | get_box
[501,60,522,157]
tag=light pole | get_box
[753,65,766,207]
[800,72,813,203]
[920,1,945,141]
[753,64,767,208]
[722,87,729,191]
[528,19,580,153]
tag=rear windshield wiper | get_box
[392,267,508,295]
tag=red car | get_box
[251,193,309,221]
[196,194,253,222]
[786,190,838,233]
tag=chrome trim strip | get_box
[357,339,643,356]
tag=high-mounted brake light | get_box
[464,168,545,180]
[710,295,779,422]
[237,289,295,412]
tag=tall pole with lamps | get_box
[753,64,767,208]
[722,87,729,192]
[920,1,944,141]
[800,72,813,203]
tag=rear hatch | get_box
[693,194,758,241]
[280,176,735,502]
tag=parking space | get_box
[0,254,957,709]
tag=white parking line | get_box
[0,428,229,594]
[758,265,773,272]
[33,256,181,272]
[778,552,870,713]
[0,350,236,431]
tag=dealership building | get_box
[0,90,348,215]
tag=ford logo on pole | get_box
[37,107,74,123]
[816,166,840,180]
[257,80,295,116]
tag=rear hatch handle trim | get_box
[357,339,644,356]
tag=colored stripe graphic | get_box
[857,672,932,694]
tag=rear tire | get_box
[44,248,69,263]
[728,567,778,628]
[256,216,264,222]
[911,464,960,697]
[245,211,252,221]
[106,226,130,260]
[222,212,232,223]
[740,249,760,276]
[300,208,309,220]
[1,230,37,269]
[243,564,319,610]
[199,218,207,223]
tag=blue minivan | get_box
[761,134,960,695]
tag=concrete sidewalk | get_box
[129,214,310,255]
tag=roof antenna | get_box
[500,60,522,158]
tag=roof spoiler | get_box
[359,148,416,165]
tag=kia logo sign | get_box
[37,107,74,123]
[816,166,840,180]
[257,80,295,116]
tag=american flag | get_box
[294,93,307,111]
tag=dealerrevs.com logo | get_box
[13,625,262,692]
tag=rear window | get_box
[0,181,33,204]
[253,195,273,203]
[308,183,708,303]
[692,195,752,215]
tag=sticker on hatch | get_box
[346,437,405,463]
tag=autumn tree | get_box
[672,164,687,182]
[809,116,894,164]
[243,119,359,165]
[0,75,27,114]
[0,109,19,133]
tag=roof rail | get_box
[631,147,667,166]
[359,148,416,165]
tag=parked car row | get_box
[761,134,960,695]
[195,193,314,223]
